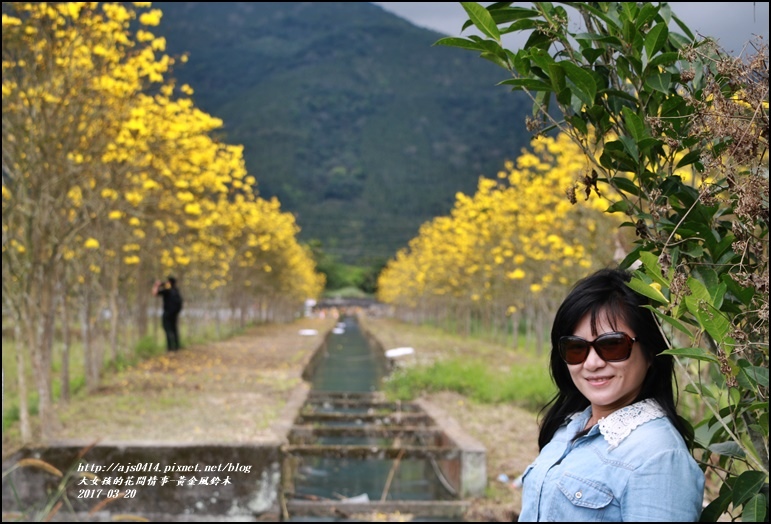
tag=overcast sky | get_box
[373,2,769,57]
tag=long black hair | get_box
[537,267,692,450]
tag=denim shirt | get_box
[519,399,704,522]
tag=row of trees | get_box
[2,3,324,443]
[377,133,625,349]
[434,2,767,520]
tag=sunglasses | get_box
[558,332,637,365]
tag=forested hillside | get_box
[154,2,533,262]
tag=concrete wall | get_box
[417,399,487,498]
[2,441,283,521]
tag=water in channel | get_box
[292,314,456,508]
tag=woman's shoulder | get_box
[599,399,687,452]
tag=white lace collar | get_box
[589,398,666,449]
[569,399,667,448]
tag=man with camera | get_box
[152,276,183,351]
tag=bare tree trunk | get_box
[465,305,471,337]
[510,313,519,350]
[240,293,247,329]
[522,310,531,349]
[137,275,150,340]
[81,288,97,391]
[535,303,546,356]
[13,322,31,443]
[108,271,120,361]
[60,294,71,402]
[216,300,222,339]
[27,271,56,441]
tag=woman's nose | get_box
[583,346,606,369]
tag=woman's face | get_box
[567,310,651,420]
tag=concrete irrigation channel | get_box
[2,314,486,521]
[279,315,486,521]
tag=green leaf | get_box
[497,78,553,91]
[433,37,484,51]
[601,142,637,172]
[645,72,673,93]
[567,115,588,136]
[687,277,711,303]
[680,244,704,259]
[637,137,661,153]
[618,245,644,271]
[461,2,501,41]
[708,440,746,458]
[500,18,541,35]
[468,35,508,54]
[731,471,767,507]
[610,175,642,197]
[742,494,767,523]
[599,88,638,104]
[643,306,693,337]
[661,347,719,364]
[701,303,731,345]
[622,106,646,143]
[644,23,669,59]
[524,26,552,50]
[648,51,680,68]
[668,32,692,50]
[675,150,701,169]
[580,3,622,32]
[512,50,530,76]
[560,62,597,106]
[635,3,659,31]
[489,6,540,25]
[670,12,696,41]
[738,364,770,389]
[685,382,717,400]
[619,135,639,160]
[529,48,555,73]
[628,276,669,304]
[547,63,567,93]
[699,489,732,522]
[639,251,668,287]
[573,32,624,48]
[710,234,735,262]
[722,274,755,306]
[580,47,605,65]
[606,199,630,213]
[480,51,510,70]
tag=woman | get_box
[518,268,704,521]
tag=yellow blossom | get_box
[139,9,162,26]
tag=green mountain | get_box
[154,2,532,263]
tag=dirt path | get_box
[2,317,336,456]
[3,313,541,522]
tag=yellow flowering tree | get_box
[378,133,621,349]
[2,1,174,439]
[2,2,324,443]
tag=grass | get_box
[359,316,556,413]
[383,357,555,412]
[322,286,373,299]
